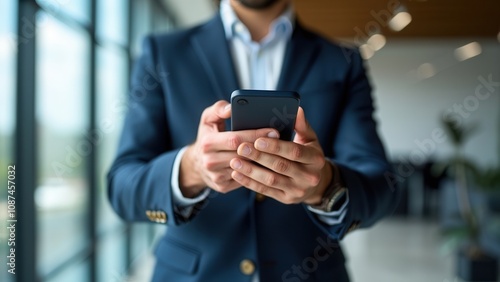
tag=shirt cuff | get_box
[306,194,349,217]
[316,208,348,225]
[307,195,349,226]
[171,146,210,208]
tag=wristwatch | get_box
[309,162,348,213]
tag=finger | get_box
[293,107,317,144]
[210,168,243,193]
[230,158,289,190]
[209,177,242,193]
[246,137,322,165]
[201,100,231,125]
[205,167,234,183]
[201,151,240,170]
[202,128,279,152]
[235,142,302,177]
[231,170,286,201]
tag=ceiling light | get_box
[454,42,482,61]
[359,44,375,60]
[367,34,386,51]
[389,12,412,32]
[417,63,436,79]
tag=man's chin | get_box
[236,0,281,10]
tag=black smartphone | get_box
[230,90,300,141]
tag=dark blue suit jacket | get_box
[108,14,399,282]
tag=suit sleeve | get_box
[107,36,184,226]
[305,50,401,239]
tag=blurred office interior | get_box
[0,0,499,281]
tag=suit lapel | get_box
[277,21,320,91]
[191,17,319,97]
[191,15,239,101]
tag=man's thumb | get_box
[294,107,315,144]
[202,100,231,124]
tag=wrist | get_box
[304,159,333,205]
[179,145,206,198]
[308,160,348,212]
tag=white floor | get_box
[342,218,456,282]
[128,218,488,282]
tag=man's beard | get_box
[236,0,281,10]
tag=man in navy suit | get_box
[108,0,400,281]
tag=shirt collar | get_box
[220,0,294,43]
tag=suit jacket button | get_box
[157,211,167,223]
[145,210,154,221]
[146,210,167,223]
[240,259,255,275]
[255,193,266,202]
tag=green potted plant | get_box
[435,117,499,282]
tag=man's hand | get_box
[229,107,333,205]
[180,100,279,198]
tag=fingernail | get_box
[267,131,279,139]
[241,145,251,156]
[255,139,267,149]
[232,159,242,169]
[224,104,231,111]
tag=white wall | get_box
[367,39,500,167]
[163,0,215,27]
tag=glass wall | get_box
[35,11,90,277]
[95,0,130,280]
[0,1,17,282]
[37,0,90,24]
[9,0,176,281]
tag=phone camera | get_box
[237,99,248,105]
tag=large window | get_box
[37,0,90,25]
[35,12,91,277]
[10,1,176,281]
[95,0,130,280]
[97,0,128,45]
[96,45,128,235]
[0,1,17,282]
